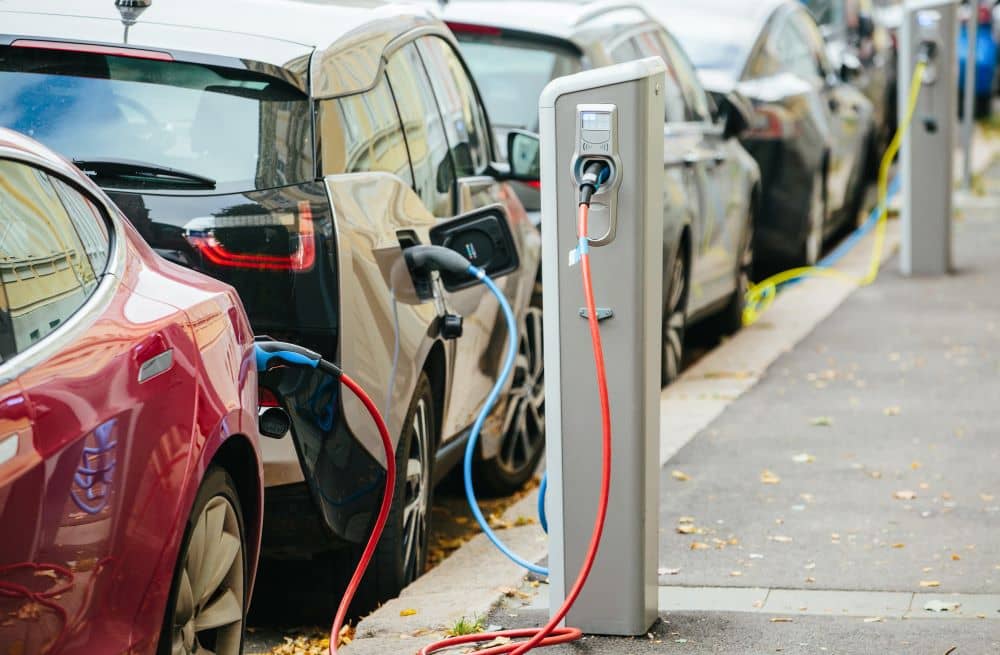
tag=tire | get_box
[799,171,826,267]
[661,249,688,388]
[716,215,754,336]
[359,373,435,605]
[477,284,545,497]
[158,467,247,655]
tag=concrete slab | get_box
[910,592,1000,619]
[657,586,768,613]
[764,588,912,618]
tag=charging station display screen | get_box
[581,112,611,131]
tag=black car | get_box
[648,0,877,269]
[0,0,542,604]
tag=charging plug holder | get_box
[571,104,623,247]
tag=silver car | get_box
[434,0,763,384]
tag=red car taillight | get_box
[747,106,795,140]
[185,201,316,272]
[259,387,281,408]
[446,21,503,36]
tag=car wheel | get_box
[661,250,688,388]
[477,285,545,496]
[801,172,825,267]
[159,467,246,655]
[717,217,754,335]
[361,373,435,603]
[976,93,992,119]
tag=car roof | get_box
[428,0,660,50]
[0,0,446,97]
[0,127,88,182]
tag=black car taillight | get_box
[185,201,316,272]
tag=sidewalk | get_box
[477,165,1000,653]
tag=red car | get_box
[0,128,262,655]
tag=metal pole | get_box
[962,4,978,189]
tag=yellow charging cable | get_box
[742,61,928,327]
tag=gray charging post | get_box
[540,58,665,636]
[900,0,957,276]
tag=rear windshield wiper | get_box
[73,158,217,190]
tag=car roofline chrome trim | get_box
[0,145,127,385]
[572,1,655,27]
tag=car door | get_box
[610,30,714,313]
[657,28,739,311]
[0,159,198,654]
[411,35,521,439]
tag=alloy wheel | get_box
[497,304,545,478]
[170,496,244,655]
[401,397,431,584]
[662,254,687,386]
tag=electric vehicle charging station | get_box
[540,58,665,636]
[900,0,957,276]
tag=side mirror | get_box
[429,204,521,291]
[714,91,753,140]
[506,130,541,182]
[840,51,863,83]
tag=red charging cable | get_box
[418,202,613,655]
[329,373,397,655]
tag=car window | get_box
[610,32,687,123]
[320,74,413,186]
[416,36,492,178]
[0,45,313,193]
[51,178,111,275]
[775,13,823,81]
[0,159,98,355]
[386,42,455,217]
[794,11,835,77]
[656,30,713,123]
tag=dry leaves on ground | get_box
[760,470,781,485]
[671,470,691,482]
[919,580,941,588]
[893,490,917,500]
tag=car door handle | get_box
[708,151,727,168]
[682,153,699,168]
[135,333,174,384]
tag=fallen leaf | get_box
[671,470,690,482]
[951,554,961,561]
[869,471,883,479]
[769,617,794,623]
[658,567,681,576]
[730,571,743,577]
[923,600,959,612]
[760,470,781,485]
[792,453,816,464]
[911,461,922,470]
[810,416,833,427]
[400,608,418,617]
[690,542,710,551]
[883,406,901,416]
[894,490,917,500]
[752,600,764,608]
[981,493,995,503]
[804,577,816,583]
[770,535,793,543]
[863,616,885,623]
[676,523,698,535]
[919,580,941,588]
[892,543,906,549]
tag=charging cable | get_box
[253,340,395,655]
[422,161,614,655]
[743,60,928,326]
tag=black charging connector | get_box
[578,160,612,207]
[918,41,937,64]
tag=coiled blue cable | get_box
[538,472,548,534]
[463,265,549,576]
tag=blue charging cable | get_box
[463,265,549,576]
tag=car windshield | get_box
[0,45,313,192]
[456,36,580,131]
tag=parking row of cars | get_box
[0,1,899,653]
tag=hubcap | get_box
[402,398,431,583]
[171,496,244,655]
[498,304,545,477]
[663,256,687,385]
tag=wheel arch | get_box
[209,434,263,584]
[421,339,447,450]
